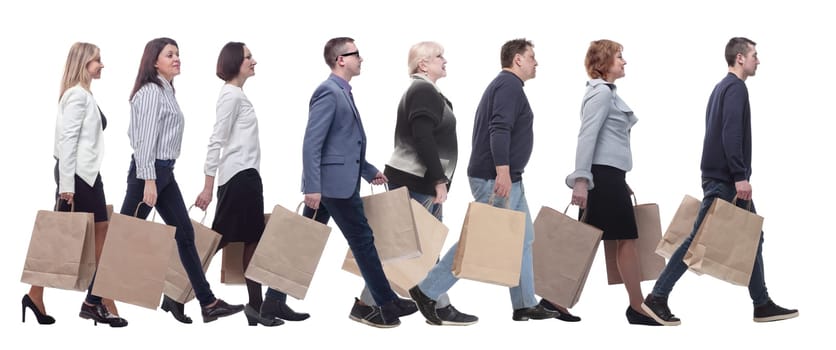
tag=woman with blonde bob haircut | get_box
[22,42,128,327]
[566,39,659,325]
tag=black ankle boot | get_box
[160,295,192,324]
[261,298,310,321]
[245,304,283,326]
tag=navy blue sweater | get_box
[701,73,752,183]
[467,71,533,182]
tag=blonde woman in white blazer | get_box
[22,42,127,327]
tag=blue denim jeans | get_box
[651,178,769,305]
[416,177,538,310]
[302,186,398,306]
[359,183,452,308]
[116,158,216,306]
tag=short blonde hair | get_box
[407,41,444,76]
[60,42,100,100]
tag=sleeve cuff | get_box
[565,170,594,190]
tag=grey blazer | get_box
[302,75,379,199]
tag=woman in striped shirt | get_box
[120,37,243,324]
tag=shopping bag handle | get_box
[731,196,754,211]
[487,191,512,209]
[563,203,591,223]
[187,205,208,224]
[368,183,389,195]
[54,198,76,212]
[295,201,322,220]
[133,202,158,221]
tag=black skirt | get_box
[54,160,108,222]
[212,168,265,244]
[578,164,638,240]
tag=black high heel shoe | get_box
[22,294,55,325]
[79,302,128,327]
[161,295,193,324]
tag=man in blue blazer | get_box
[301,37,417,328]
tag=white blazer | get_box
[53,84,105,193]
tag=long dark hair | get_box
[129,37,178,100]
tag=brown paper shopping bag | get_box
[656,195,701,259]
[220,214,271,284]
[92,207,176,309]
[682,198,763,286]
[342,199,449,297]
[604,198,666,285]
[245,203,331,300]
[21,204,97,291]
[361,186,422,262]
[163,207,222,303]
[533,205,603,308]
[452,199,526,287]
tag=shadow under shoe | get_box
[244,304,283,326]
[201,298,245,323]
[408,286,441,325]
[261,299,310,321]
[512,304,559,321]
[539,299,581,322]
[22,294,55,325]
[626,306,662,326]
[348,298,399,328]
[161,295,192,324]
[640,294,681,326]
[79,302,128,327]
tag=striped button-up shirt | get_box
[129,76,184,180]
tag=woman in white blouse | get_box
[194,42,308,326]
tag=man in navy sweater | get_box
[409,38,560,324]
[641,37,798,326]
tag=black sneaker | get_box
[640,294,681,326]
[753,300,798,323]
[626,306,662,326]
[435,305,478,326]
[512,304,559,321]
[408,286,441,325]
[539,299,581,322]
[348,298,399,328]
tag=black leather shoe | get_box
[626,306,662,326]
[348,298,399,328]
[641,294,681,326]
[79,302,128,327]
[539,299,581,322]
[512,304,559,321]
[201,298,245,323]
[260,299,310,321]
[244,304,283,327]
[161,295,192,324]
[408,286,441,325]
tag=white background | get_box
[1,0,829,348]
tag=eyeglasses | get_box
[336,51,360,61]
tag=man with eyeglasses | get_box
[300,37,417,328]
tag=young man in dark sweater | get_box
[642,37,798,326]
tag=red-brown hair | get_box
[585,39,622,80]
